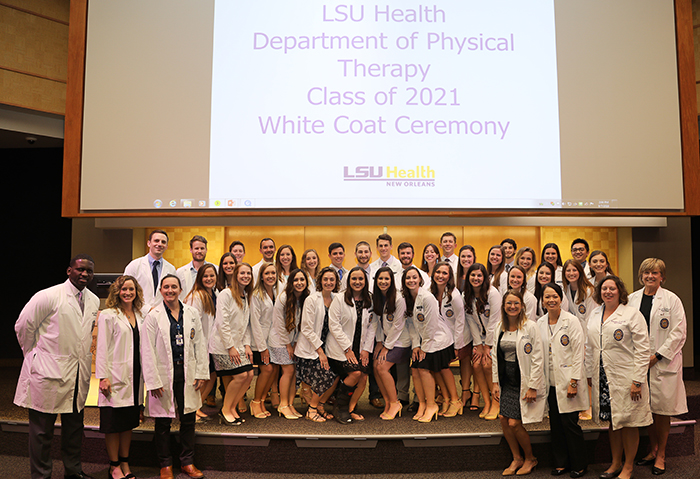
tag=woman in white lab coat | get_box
[296,267,341,422]
[141,275,208,474]
[248,263,278,419]
[562,259,596,421]
[492,289,545,476]
[514,247,537,295]
[216,252,237,292]
[541,242,564,287]
[326,266,377,423]
[429,262,464,417]
[270,268,310,419]
[487,245,506,292]
[372,266,413,420]
[209,263,255,425]
[506,266,537,321]
[535,262,569,318]
[300,249,321,293]
[275,245,298,289]
[184,264,218,423]
[628,258,688,475]
[588,250,614,287]
[586,276,652,479]
[463,263,502,420]
[537,283,588,478]
[402,266,454,423]
[96,275,144,479]
[455,244,476,293]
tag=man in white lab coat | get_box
[124,229,176,313]
[14,254,100,479]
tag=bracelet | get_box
[632,381,641,388]
[569,382,577,388]
[655,352,663,361]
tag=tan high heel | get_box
[438,399,450,416]
[380,401,403,420]
[278,405,299,419]
[485,403,500,420]
[250,400,267,419]
[443,400,463,417]
[418,404,439,423]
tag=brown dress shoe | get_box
[181,464,205,478]
[160,466,174,479]
[370,398,385,409]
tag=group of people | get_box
[13,231,688,479]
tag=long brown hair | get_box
[284,269,309,333]
[501,289,527,331]
[562,259,594,304]
[463,263,489,315]
[185,264,217,317]
[229,263,253,308]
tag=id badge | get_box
[176,333,184,346]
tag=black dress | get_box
[99,322,141,434]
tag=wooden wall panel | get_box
[0,5,68,80]
[0,0,69,23]
[0,68,65,114]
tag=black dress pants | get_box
[154,363,196,468]
[548,386,587,472]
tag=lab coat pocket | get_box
[656,354,682,376]
[30,350,69,381]
[110,360,130,387]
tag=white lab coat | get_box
[628,287,688,416]
[184,291,216,345]
[537,311,589,414]
[124,255,176,313]
[491,320,546,424]
[249,291,275,352]
[564,285,596,335]
[438,288,468,349]
[14,280,99,414]
[95,308,145,408]
[585,304,653,430]
[269,291,302,349]
[406,289,453,353]
[369,255,403,286]
[177,261,216,300]
[326,294,377,361]
[209,290,251,356]
[465,286,502,347]
[296,292,336,359]
[140,302,208,417]
[373,296,418,350]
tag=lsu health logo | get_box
[343,166,436,187]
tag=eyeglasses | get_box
[571,247,587,253]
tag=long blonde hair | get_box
[106,275,144,314]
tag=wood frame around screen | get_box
[62,0,700,218]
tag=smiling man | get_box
[177,235,214,298]
[570,238,591,277]
[124,230,177,313]
[369,234,403,286]
[15,254,100,479]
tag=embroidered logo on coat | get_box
[524,342,533,354]
[613,329,624,341]
[387,314,394,322]
[190,328,195,339]
[578,304,586,315]
[417,313,425,322]
[660,318,669,329]
[560,334,570,346]
[446,309,454,318]
[484,309,490,318]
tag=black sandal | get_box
[469,391,480,411]
[119,456,136,479]
[318,402,334,420]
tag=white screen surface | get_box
[209,1,561,209]
[80,0,684,212]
